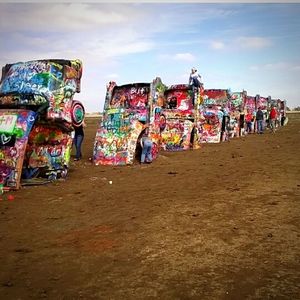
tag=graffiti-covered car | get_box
[0,59,84,191]
[93,78,165,165]
[159,84,203,151]
[200,89,231,143]
[229,91,247,138]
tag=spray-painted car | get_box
[93,77,165,165]
[0,59,84,191]
[159,84,203,151]
[200,89,231,143]
[229,91,246,138]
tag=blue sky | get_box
[0,1,300,112]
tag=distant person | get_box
[280,109,286,126]
[256,107,264,134]
[269,106,277,133]
[73,120,86,161]
[140,129,153,164]
[189,67,203,106]
[239,109,245,136]
[221,114,230,142]
[245,110,253,134]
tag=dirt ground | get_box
[0,113,300,300]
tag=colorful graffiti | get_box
[93,79,165,166]
[94,110,146,165]
[110,85,150,109]
[23,123,73,180]
[159,85,198,151]
[230,91,245,112]
[200,89,231,143]
[160,116,194,151]
[257,96,269,111]
[244,96,256,114]
[228,92,246,139]
[0,59,82,124]
[0,59,84,190]
[199,107,222,143]
[202,89,230,110]
[71,100,85,127]
[0,110,37,189]
[165,85,194,110]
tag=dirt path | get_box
[0,114,299,300]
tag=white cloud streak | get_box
[210,41,225,50]
[158,53,196,62]
[250,62,300,71]
[236,36,272,49]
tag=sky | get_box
[0,1,300,112]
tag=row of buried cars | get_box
[93,78,287,165]
[0,59,288,192]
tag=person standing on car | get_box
[189,67,203,106]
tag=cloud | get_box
[292,65,300,71]
[0,19,156,67]
[0,4,129,32]
[236,36,272,49]
[206,36,271,52]
[250,62,300,71]
[173,53,196,62]
[159,53,196,62]
[210,41,225,50]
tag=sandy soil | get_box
[0,114,300,300]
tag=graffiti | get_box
[0,59,84,190]
[94,81,162,166]
[203,89,230,109]
[0,61,50,95]
[199,89,231,143]
[159,84,201,151]
[257,97,268,111]
[199,106,222,143]
[165,88,193,111]
[161,119,193,151]
[230,92,245,111]
[0,59,82,124]
[245,96,256,113]
[93,109,146,165]
[110,85,149,108]
[23,124,73,178]
[0,133,16,147]
[71,100,85,127]
[0,114,18,133]
[0,110,37,189]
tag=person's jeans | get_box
[246,121,252,133]
[269,119,276,133]
[257,120,264,133]
[74,134,84,159]
[141,140,153,163]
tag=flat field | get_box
[0,113,299,300]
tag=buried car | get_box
[93,77,166,165]
[0,59,84,191]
